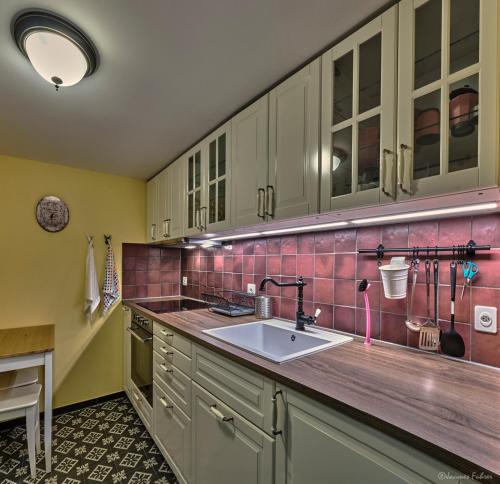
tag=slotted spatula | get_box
[419,259,440,351]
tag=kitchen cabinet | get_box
[192,381,274,484]
[167,158,185,238]
[397,0,498,198]
[146,176,159,242]
[185,122,232,235]
[268,60,320,220]
[122,306,132,395]
[321,6,398,210]
[231,96,269,227]
[274,386,461,484]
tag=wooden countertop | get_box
[125,300,500,480]
[0,324,55,358]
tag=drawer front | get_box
[153,383,191,484]
[129,382,152,432]
[153,336,191,376]
[192,344,274,430]
[153,351,192,416]
[192,381,274,484]
[153,321,192,357]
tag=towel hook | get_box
[86,235,94,244]
[104,234,112,245]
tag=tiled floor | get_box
[0,395,178,484]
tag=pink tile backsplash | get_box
[177,213,500,369]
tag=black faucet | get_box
[259,276,319,331]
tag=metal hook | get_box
[104,234,112,245]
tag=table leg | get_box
[44,352,53,473]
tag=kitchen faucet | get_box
[259,276,320,331]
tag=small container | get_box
[255,296,273,319]
[379,257,410,299]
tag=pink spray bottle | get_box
[358,279,371,346]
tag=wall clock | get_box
[36,196,70,232]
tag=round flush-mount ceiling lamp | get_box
[13,10,98,91]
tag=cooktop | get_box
[135,298,209,314]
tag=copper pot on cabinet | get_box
[449,85,478,137]
[415,108,440,145]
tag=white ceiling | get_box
[0,0,389,179]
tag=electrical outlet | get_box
[182,276,188,287]
[474,305,497,334]
[247,283,256,295]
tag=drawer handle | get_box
[133,392,141,402]
[210,404,233,423]
[160,329,173,337]
[160,397,173,409]
[160,347,174,355]
[160,364,173,373]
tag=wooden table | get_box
[0,325,55,473]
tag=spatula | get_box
[419,259,440,351]
[440,261,465,357]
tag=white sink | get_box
[203,319,353,363]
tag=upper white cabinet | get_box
[185,122,232,235]
[321,7,398,211]
[268,60,320,220]
[397,0,498,198]
[146,176,159,242]
[231,96,269,227]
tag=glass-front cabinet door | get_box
[203,123,231,232]
[398,0,498,198]
[185,145,203,236]
[321,6,397,211]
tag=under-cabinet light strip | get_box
[261,221,349,235]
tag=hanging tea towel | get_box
[84,236,100,320]
[102,238,120,314]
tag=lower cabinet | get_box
[154,383,192,484]
[191,381,274,484]
[275,387,461,484]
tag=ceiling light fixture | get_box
[13,10,98,91]
[262,221,349,236]
[352,202,498,225]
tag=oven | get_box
[129,312,153,406]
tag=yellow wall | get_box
[0,155,146,408]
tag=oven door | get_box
[129,325,153,407]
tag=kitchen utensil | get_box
[255,295,273,319]
[358,279,371,346]
[419,259,440,351]
[433,258,439,325]
[379,257,410,299]
[461,261,479,299]
[450,85,479,137]
[415,108,440,145]
[440,261,465,357]
[405,258,421,332]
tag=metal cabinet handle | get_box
[133,392,141,402]
[200,206,207,230]
[381,148,396,199]
[159,347,174,355]
[271,390,282,435]
[257,188,266,218]
[265,185,275,217]
[151,223,157,241]
[160,363,173,373]
[195,209,201,230]
[210,404,233,422]
[163,219,171,238]
[160,329,173,337]
[399,144,413,194]
[160,397,173,409]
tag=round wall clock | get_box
[36,196,70,232]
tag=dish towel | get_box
[84,236,100,320]
[102,239,120,315]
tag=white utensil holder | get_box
[379,258,410,299]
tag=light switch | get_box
[474,306,497,334]
[247,283,256,295]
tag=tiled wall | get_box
[181,213,500,369]
[122,244,181,299]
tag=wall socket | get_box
[247,283,256,295]
[474,305,497,334]
[182,276,188,287]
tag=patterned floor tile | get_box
[0,396,178,484]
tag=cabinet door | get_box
[398,0,498,198]
[203,122,231,232]
[280,387,461,484]
[157,169,170,241]
[146,177,159,242]
[185,145,204,236]
[231,96,269,227]
[153,383,191,484]
[122,306,131,394]
[268,59,320,220]
[167,159,185,239]
[192,382,274,484]
[321,6,398,211]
